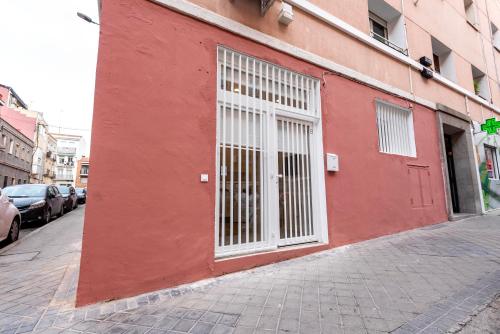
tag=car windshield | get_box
[57,186,70,195]
[3,185,46,198]
[76,188,85,194]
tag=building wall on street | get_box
[75,157,89,188]
[78,1,448,306]
[43,135,57,184]
[52,134,87,186]
[0,118,34,187]
[182,0,500,120]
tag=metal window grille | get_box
[215,46,321,257]
[376,101,416,157]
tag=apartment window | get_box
[369,12,388,42]
[375,100,416,157]
[433,54,441,73]
[8,140,14,155]
[3,176,7,187]
[81,165,89,175]
[464,0,478,28]
[491,23,499,50]
[472,65,490,100]
[431,37,456,82]
[368,0,408,55]
[1,135,6,148]
[485,145,499,179]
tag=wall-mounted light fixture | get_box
[278,2,294,25]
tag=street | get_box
[0,209,498,333]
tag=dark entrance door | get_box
[444,134,460,213]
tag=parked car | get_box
[3,184,65,224]
[0,188,22,243]
[75,188,87,204]
[57,186,78,211]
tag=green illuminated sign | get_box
[481,118,500,135]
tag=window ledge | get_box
[467,20,480,31]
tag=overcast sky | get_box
[0,0,99,155]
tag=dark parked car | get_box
[57,186,78,211]
[3,184,65,224]
[75,188,87,204]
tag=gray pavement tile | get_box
[236,314,259,327]
[123,325,150,334]
[183,310,205,320]
[340,315,364,329]
[211,324,235,334]
[190,322,215,334]
[171,319,196,332]
[153,316,178,330]
[232,327,253,334]
[199,311,222,324]
[257,316,279,330]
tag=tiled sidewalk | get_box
[1,210,500,334]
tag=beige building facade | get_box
[177,0,500,120]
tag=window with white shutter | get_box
[375,100,416,157]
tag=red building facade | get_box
[78,0,455,306]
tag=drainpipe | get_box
[400,0,415,99]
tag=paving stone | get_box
[211,324,235,334]
[171,319,195,332]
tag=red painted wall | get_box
[77,0,447,306]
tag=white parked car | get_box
[0,189,22,244]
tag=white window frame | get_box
[369,12,388,40]
[375,100,416,157]
[472,65,490,100]
[464,0,478,28]
[214,46,328,258]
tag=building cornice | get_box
[148,0,500,115]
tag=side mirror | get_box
[8,198,13,203]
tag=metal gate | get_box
[215,46,324,257]
[277,118,316,246]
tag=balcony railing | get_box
[57,147,77,155]
[56,173,74,180]
[370,31,408,56]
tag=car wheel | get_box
[7,218,20,243]
[45,209,52,224]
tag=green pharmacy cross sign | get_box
[481,118,500,135]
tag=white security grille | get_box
[216,47,322,257]
[376,101,416,157]
[277,118,316,246]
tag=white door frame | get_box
[214,46,329,258]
